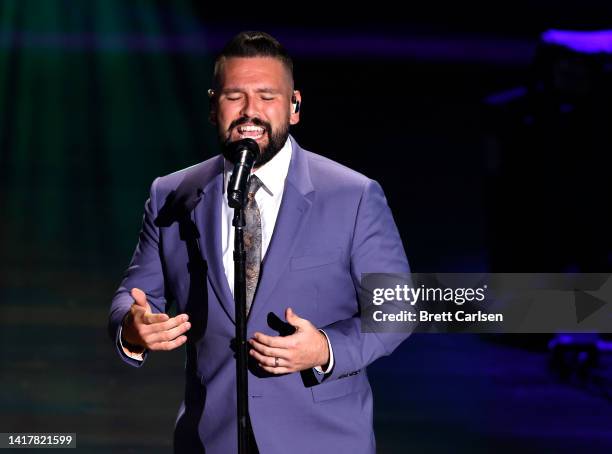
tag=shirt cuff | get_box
[314,329,334,375]
[118,325,145,362]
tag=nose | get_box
[240,95,259,119]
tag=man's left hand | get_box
[249,307,329,374]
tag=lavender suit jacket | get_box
[109,135,411,453]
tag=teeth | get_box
[239,133,263,139]
[238,125,264,132]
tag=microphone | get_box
[226,138,259,209]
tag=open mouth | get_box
[235,125,266,140]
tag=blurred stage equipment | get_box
[483,30,612,390]
[548,334,612,400]
[482,29,612,274]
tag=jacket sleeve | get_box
[108,177,168,367]
[320,179,412,381]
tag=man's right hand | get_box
[121,288,191,352]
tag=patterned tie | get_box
[244,175,264,315]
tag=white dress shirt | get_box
[221,137,333,374]
[221,138,292,294]
[121,137,334,374]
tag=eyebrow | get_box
[221,87,282,94]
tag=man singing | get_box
[109,30,411,453]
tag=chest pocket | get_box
[290,247,342,271]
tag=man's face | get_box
[210,56,301,167]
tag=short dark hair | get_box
[212,31,294,90]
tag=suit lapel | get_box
[194,160,237,323]
[248,137,315,323]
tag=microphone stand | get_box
[226,138,258,454]
[232,186,250,454]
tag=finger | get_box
[139,314,187,336]
[249,339,288,359]
[249,347,289,366]
[252,332,294,349]
[251,350,293,372]
[149,313,189,332]
[146,321,191,344]
[129,304,149,326]
[259,364,292,375]
[285,307,307,329]
[149,335,188,351]
[130,303,146,318]
[142,312,170,325]
[131,288,149,309]
[141,313,189,332]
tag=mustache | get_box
[228,116,271,133]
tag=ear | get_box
[290,90,301,125]
[208,89,217,125]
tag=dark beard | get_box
[221,116,290,168]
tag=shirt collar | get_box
[223,136,292,197]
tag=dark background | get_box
[1,1,611,452]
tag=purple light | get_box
[484,86,527,106]
[542,29,612,54]
[0,29,536,65]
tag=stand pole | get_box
[233,205,250,454]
